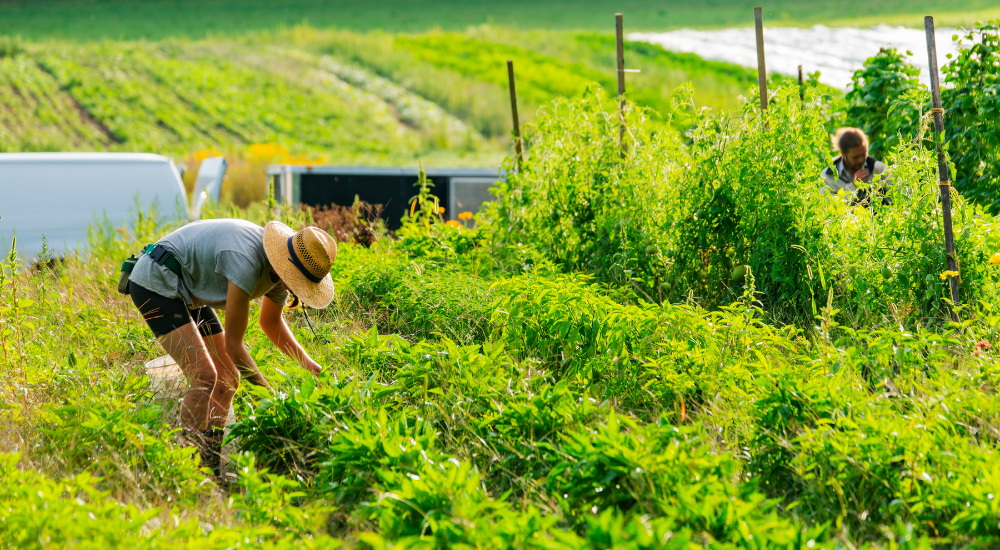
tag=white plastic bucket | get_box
[144,354,238,474]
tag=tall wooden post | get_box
[798,64,805,104]
[616,13,627,157]
[925,15,960,319]
[754,7,767,112]
[506,59,523,170]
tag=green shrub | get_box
[337,255,496,344]
[483,85,840,325]
[545,413,830,547]
[845,47,926,159]
[941,21,1000,211]
[37,399,207,502]
[826,139,1000,325]
[673,88,835,324]
[483,88,683,295]
[0,453,156,549]
[228,377,359,475]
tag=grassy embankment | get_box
[1,0,998,39]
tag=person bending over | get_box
[126,218,336,476]
[821,127,890,206]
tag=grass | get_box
[0,0,997,41]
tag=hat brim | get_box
[263,221,335,309]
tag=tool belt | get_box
[117,243,183,295]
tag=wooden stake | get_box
[798,64,805,104]
[754,7,767,111]
[506,59,523,170]
[616,13,627,157]
[925,15,960,319]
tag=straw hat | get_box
[263,222,337,309]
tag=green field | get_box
[1,0,997,40]
[1,27,770,204]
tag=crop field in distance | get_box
[4,1,1000,549]
[0,25,770,203]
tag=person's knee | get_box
[190,360,218,390]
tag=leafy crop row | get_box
[0,55,113,152]
[32,42,423,159]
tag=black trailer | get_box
[266,165,503,230]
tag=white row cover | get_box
[630,24,960,90]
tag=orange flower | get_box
[445,220,462,228]
[458,211,474,221]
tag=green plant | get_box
[941,21,1000,211]
[0,35,23,58]
[845,48,926,158]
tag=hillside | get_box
[1,0,997,39]
[0,28,768,203]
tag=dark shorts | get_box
[128,281,223,338]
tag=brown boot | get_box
[200,429,224,478]
[180,428,223,478]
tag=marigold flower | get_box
[940,270,960,280]
[990,253,1000,265]
[445,220,462,228]
[458,211,474,221]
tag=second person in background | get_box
[821,127,891,206]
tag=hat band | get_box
[286,236,324,283]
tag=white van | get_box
[0,153,189,260]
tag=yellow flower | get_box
[245,142,327,165]
[247,142,290,162]
[940,270,960,280]
[458,211,474,221]
[445,220,462,228]
[990,253,1000,265]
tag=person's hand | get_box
[303,359,323,376]
[853,168,871,183]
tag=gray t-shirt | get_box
[129,218,288,309]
